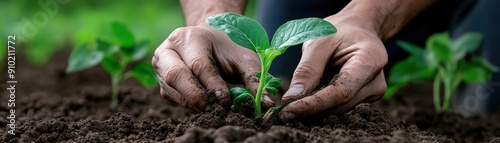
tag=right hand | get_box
[152,25,269,112]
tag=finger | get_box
[172,28,231,105]
[280,53,387,120]
[153,42,207,111]
[328,71,386,114]
[281,39,334,104]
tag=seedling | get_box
[385,32,498,111]
[66,22,158,107]
[206,12,336,118]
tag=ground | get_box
[0,50,499,142]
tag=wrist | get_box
[330,0,437,41]
[181,0,247,26]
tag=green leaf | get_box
[462,64,491,83]
[256,72,283,95]
[462,57,498,83]
[396,41,424,58]
[230,87,252,98]
[426,32,451,62]
[111,22,135,48]
[265,86,278,95]
[387,56,435,84]
[271,18,336,51]
[230,87,253,105]
[101,54,123,74]
[396,40,439,69]
[470,57,498,72]
[206,12,269,52]
[131,62,158,88]
[233,93,253,105]
[121,40,150,61]
[66,44,104,73]
[451,32,482,61]
[383,82,405,100]
[96,39,119,55]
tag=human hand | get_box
[279,14,388,121]
[152,25,272,112]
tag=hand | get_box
[279,14,388,120]
[152,25,272,111]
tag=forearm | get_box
[181,0,247,26]
[333,0,438,41]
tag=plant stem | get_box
[255,64,268,117]
[110,58,129,108]
[442,81,452,110]
[433,74,442,111]
[263,106,279,120]
[111,73,121,107]
[255,50,280,117]
[442,62,459,110]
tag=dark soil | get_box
[373,84,500,143]
[1,50,498,142]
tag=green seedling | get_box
[206,12,336,118]
[66,22,158,107]
[385,32,498,111]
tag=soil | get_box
[1,50,499,143]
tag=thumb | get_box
[282,42,330,104]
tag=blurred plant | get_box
[66,22,158,107]
[1,0,259,69]
[385,32,498,111]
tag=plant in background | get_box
[385,32,498,111]
[206,12,336,118]
[66,22,158,107]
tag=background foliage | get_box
[1,0,257,66]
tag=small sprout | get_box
[206,12,336,119]
[66,22,158,107]
[385,32,498,111]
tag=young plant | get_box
[66,22,158,107]
[206,12,336,118]
[385,32,498,111]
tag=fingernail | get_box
[279,111,297,122]
[283,84,304,98]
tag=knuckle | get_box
[167,27,211,46]
[372,80,387,102]
[204,76,224,90]
[167,27,189,44]
[294,64,321,80]
[336,88,353,104]
[164,65,186,85]
[375,53,388,71]
[151,54,160,70]
[189,57,209,75]
[368,48,388,72]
